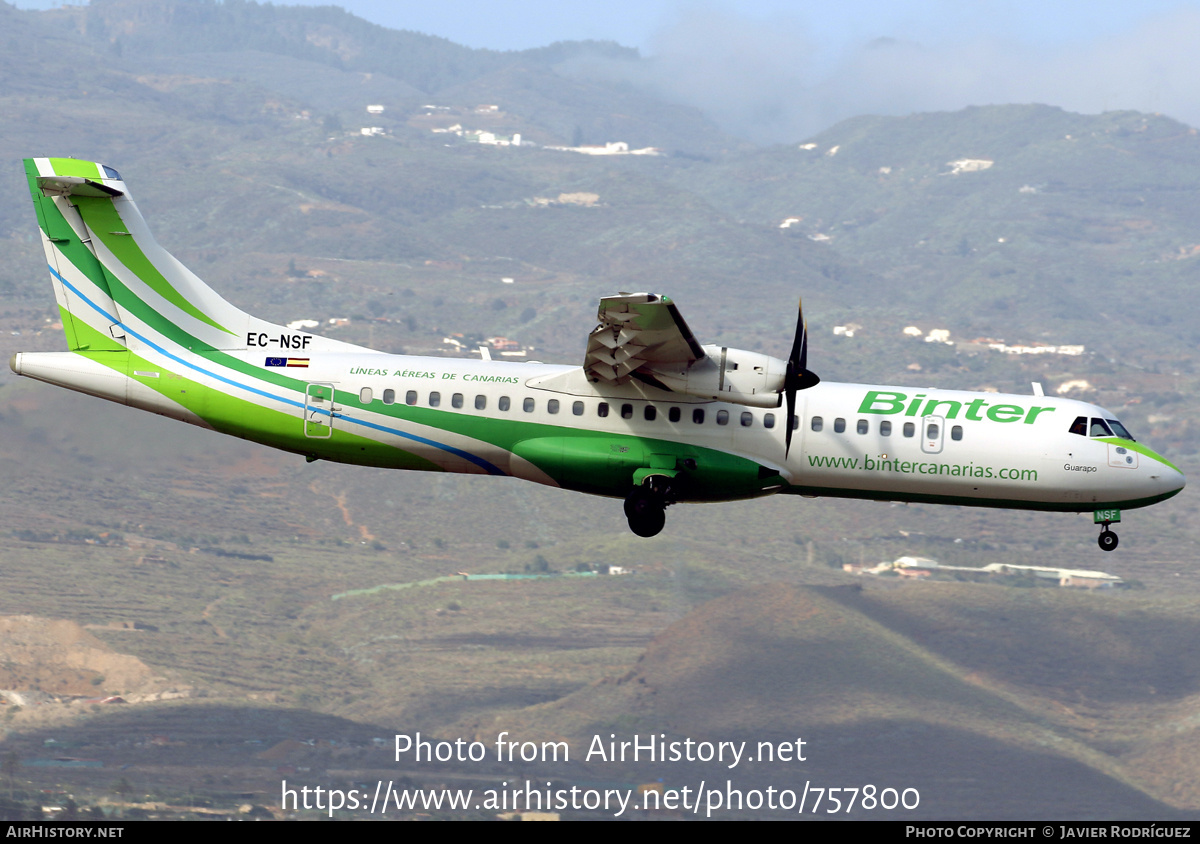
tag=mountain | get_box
[3,2,1196,445]
[34,0,729,154]
[473,583,1200,818]
[674,105,1200,346]
[48,0,635,93]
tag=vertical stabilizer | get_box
[25,157,252,353]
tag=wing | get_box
[583,293,706,385]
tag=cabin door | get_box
[921,415,945,455]
[304,382,338,439]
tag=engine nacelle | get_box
[647,344,786,408]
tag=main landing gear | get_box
[1097,522,1119,552]
[624,478,673,538]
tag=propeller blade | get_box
[783,298,820,459]
[789,300,806,371]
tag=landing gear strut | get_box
[624,478,672,538]
[1097,522,1119,552]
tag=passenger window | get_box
[598,402,609,418]
[1089,418,1113,437]
[359,387,373,404]
[383,388,395,405]
[740,411,753,427]
[716,410,729,426]
[926,422,939,439]
[811,416,823,432]
[857,419,868,435]
[644,405,657,421]
[764,413,775,429]
[951,425,963,441]
[621,404,633,419]
[791,415,799,430]
[452,393,464,409]
[429,391,440,407]
[834,418,846,433]
[523,397,535,412]
[475,394,486,410]
[572,401,584,416]
[547,399,559,414]
[903,422,915,437]
[880,420,892,436]
[498,396,510,411]
[693,408,705,424]
[669,407,681,423]
[405,390,417,406]
[1069,416,1088,436]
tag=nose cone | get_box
[1163,464,1186,498]
[1145,454,1186,503]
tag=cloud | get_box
[564,6,1200,143]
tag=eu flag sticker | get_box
[265,357,287,367]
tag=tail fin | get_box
[25,157,252,354]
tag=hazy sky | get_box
[245,1,1200,57]
[16,0,1200,142]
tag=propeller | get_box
[783,299,821,458]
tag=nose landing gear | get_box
[1097,522,1119,552]
[1093,509,1121,552]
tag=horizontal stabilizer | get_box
[36,175,124,198]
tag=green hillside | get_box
[679,105,1200,347]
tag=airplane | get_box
[9,158,1185,551]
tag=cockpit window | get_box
[1070,415,1136,440]
[1106,419,1135,441]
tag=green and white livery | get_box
[11,158,1185,549]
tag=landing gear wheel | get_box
[625,486,667,537]
[628,507,666,538]
[1098,530,1119,552]
[623,489,648,520]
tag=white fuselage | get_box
[198,349,1181,512]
